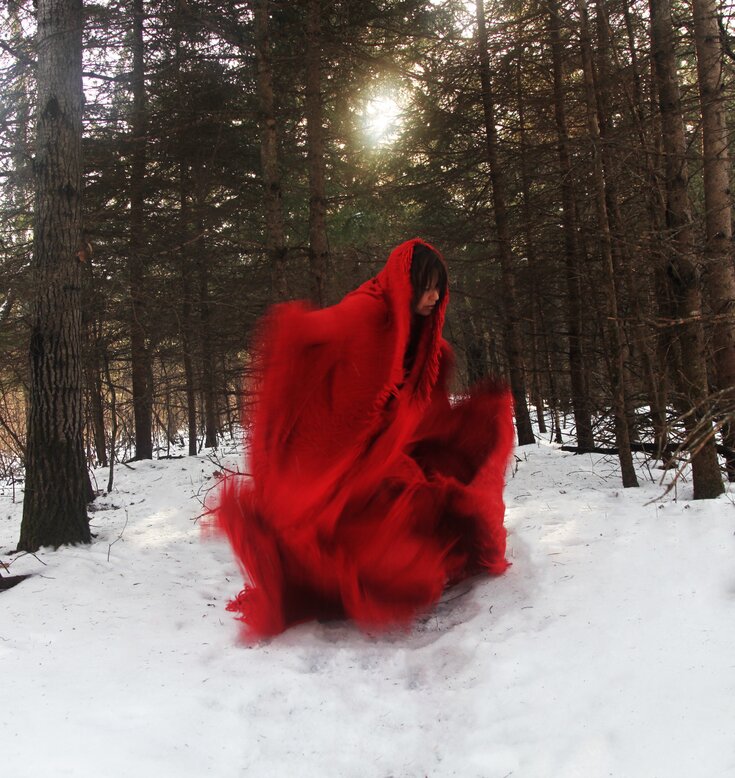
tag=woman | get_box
[215,238,514,637]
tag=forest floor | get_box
[1,430,734,778]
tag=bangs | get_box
[411,244,447,301]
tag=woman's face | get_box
[413,273,441,316]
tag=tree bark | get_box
[548,0,594,449]
[475,0,534,446]
[692,0,735,480]
[172,24,198,457]
[457,289,487,385]
[576,0,638,487]
[516,53,547,439]
[19,0,90,551]
[194,201,218,449]
[649,0,723,497]
[620,0,670,456]
[253,0,288,301]
[103,347,117,493]
[179,161,198,456]
[129,0,153,460]
[305,0,329,306]
[87,324,108,467]
[594,0,641,444]
[80,252,107,468]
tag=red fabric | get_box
[213,238,514,638]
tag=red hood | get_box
[350,237,449,401]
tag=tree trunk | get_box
[103,347,117,493]
[576,0,638,487]
[649,0,723,497]
[19,0,90,551]
[129,0,153,460]
[545,348,563,444]
[87,328,108,467]
[475,0,533,446]
[619,0,670,455]
[692,0,735,480]
[517,53,545,440]
[9,2,33,248]
[194,205,218,449]
[179,162,198,456]
[548,0,594,449]
[80,253,108,468]
[594,0,641,445]
[188,125,218,450]
[253,0,288,301]
[172,28,198,457]
[458,291,486,385]
[305,0,329,306]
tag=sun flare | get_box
[362,93,403,145]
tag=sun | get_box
[362,93,403,145]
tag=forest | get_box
[0,0,734,551]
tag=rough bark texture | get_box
[253,0,288,302]
[19,0,90,551]
[693,0,735,480]
[129,0,153,460]
[649,0,723,498]
[475,0,534,446]
[576,0,638,487]
[305,0,329,307]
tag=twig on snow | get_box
[107,510,129,562]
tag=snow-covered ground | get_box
[2,435,734,777]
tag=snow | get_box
[2,436,734,777]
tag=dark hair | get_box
[410,243,447,305]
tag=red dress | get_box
[214,238,514,637]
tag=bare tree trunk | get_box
[576,0,638,486]
[516,54,546,438]
[179,162,198,456]
[693,0,735,480]
[19,0,90,551]
[649,0,723,497]
[457,287,487,385]
[475,0,533,446]
[544,347,563,444]
[103,347,117,494]
[253,0,288,301]
[597,0,668,454]
[305,0,329,306]
[171,26,198,457]
[129,0,153,460]
[619,0,670,455]
[194,203,218,449]
[87,327,107,467]
[594,0,641,444]
[80,254,108,468]
[548,0,594,449]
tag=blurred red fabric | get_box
[213,238,514,637]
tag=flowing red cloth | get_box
[214,238,514,637]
